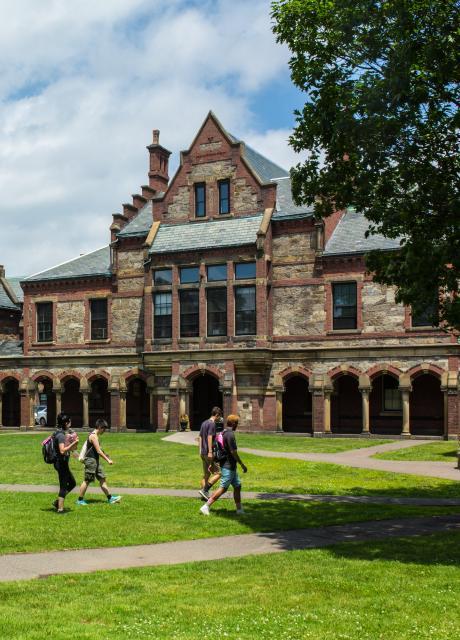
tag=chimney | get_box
[147,129,171,193]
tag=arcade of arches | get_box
[0,367,457,437]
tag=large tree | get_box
[272,0,460,330]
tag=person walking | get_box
[53,413,79,514]
[198,406,222,500]
[76,418,121,506]
[200,414,247,516]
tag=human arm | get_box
[57,433,78,455]
[89,433,113,465]
[229,448,247,473]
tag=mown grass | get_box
[1,491,458,555]
[0,533,459,639]
[237,433,393,452]
[374,441,459,463]
[1,433,460,497]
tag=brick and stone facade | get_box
[0,112,458,437]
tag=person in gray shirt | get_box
[198,406,222,500]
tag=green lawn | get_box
[0,533,459,639]
[1,433,460,497]
[1,491,458,555]
[237,433,394,452]
[374,441,459,463]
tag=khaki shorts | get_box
[201,454,220,476]
[84,457,106,483]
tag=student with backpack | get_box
[200,414,247,516]
[76,418,121,505]
[52,413,79,513]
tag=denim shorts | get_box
[220,466,241,490]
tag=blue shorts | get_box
[220,467,241,490]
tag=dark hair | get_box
[211,407,222,417]
[57,413,71,429]
[95,418,109,430]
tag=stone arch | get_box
[58,370,82,383]
[330,372,362,434]
[279,366,312,386]
[406,363,445,381]
[0,371,22,387]
[31,370,58,386]
[328,364,362,382]
[410,371,444,436]
[182,364,224,383]
[88,374,111,427]
[125,372,150,430]
[366,364,402,381]
[282,374,312,433]
[123,368,149,383]
[31,371,57,427]
[0,375,21,426]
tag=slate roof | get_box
[271,177,314,220]
[24,246,111,282]
[0,340,23,356]
[0,280,19,310]
[150,214,263,255]
[324,208,402,256]
[6,277,24,302]
[226,131,288,183]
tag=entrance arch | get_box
[62,378,83,427]
[410,374,444,436]
[282,375,312,433]
[126,378,150,430]
[369,374,402,435]
[89,378,111,428]
[34,376,56,427]
[331,374,362,434]
[191,374,223,431]
[1,378,20,426]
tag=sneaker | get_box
[199,489,210,501]
[52,499,59,510]
[200,504,210,516]
[236,507,245,515]
[56,510,67,515]
[76,498,88,506]
[108,495,121,504]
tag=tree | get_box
[272,0,460,330]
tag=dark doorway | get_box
[410,374,444,436]
[2,378,20,426]
[89,378,111,428]
[126,378,150,430]
[191,374,222,430]
[331,375,362,434]
[282,376,312,433]
[35,378,56,427]
[62,378,83,427]
[369,374,402,435]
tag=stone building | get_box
[0,112,458,436]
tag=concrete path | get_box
[2,483,460,506]
[1,514,459,582]
[164,432,460,481]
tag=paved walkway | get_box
[1,514,459,582]
[165,432,460,481]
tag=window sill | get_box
[326,329,361,335]
[32,341,55,347]
[86,339,111,344]
[405,326,439,332]
[206,336,227,343]
[379,411,403,417]
[151,338,172,344]
[178,337,200,343]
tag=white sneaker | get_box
[200,504,210,516]
[236,507,244,515]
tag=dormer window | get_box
[218,179,230,214]
[195,183,206,217]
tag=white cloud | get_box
[0,0,300,276]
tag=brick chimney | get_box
[147,129,171,193]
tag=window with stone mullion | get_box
[90,299,108,340]
[235,286,256,335]
[180,290,199,337]
[154,292,172,339]
[37,302,53,342]
[332,282,357,330]
[207,288,227,336]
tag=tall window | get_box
[207,264,227,282]
[218,179,230,214]
[207,288,227,336]
[333,282,357,330]
[36,302,53,342]
[383,375,402,412]
[180,290,199,337]
[412,298,439,327]
[90,299,108,340]
[235,286,256,335]
[154,292,172,339]
[154,269,172,286]
[235,262,256,279]
[195,183,206,218]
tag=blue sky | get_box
[0,0,305,276]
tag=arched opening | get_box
[1,378,20,426]
[282,376,312,433]
[410,374,444,436]
[126,378,150,430]
[369,374,402,435]
[62,378,83,428]
[34,377,56,427]
[331,375,362,434]
[89,378,111,428]
[191,374,222,431]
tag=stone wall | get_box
[111,297,144,344]
[273,285,325,335]
[362,283,405,333]
[272,232,315,269]
[56,301,85,344]
[117,249,144,274]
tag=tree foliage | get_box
[272,0,460,330]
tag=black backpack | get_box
[42,432,58,464]
[213,432,228,464]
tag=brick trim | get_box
[366,364,402,381]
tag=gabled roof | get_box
[324,208,401,256]
[23,246,111,283]
[271,177,314,220]
[226,130,288,183]
[0,280,20,310]
[6,277,24,303]
[150,214,263,255]
[117,201,154,238]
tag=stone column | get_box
[275,390,283,432]
[360,388,370,434]
[82,391,89,430]
[55,390,62,417]
[110,391,121,432]
[20,385,34,430]
[179,391,186,419]
[324,391,331,433]
[119,391,127,431]
[401,388,411,436]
